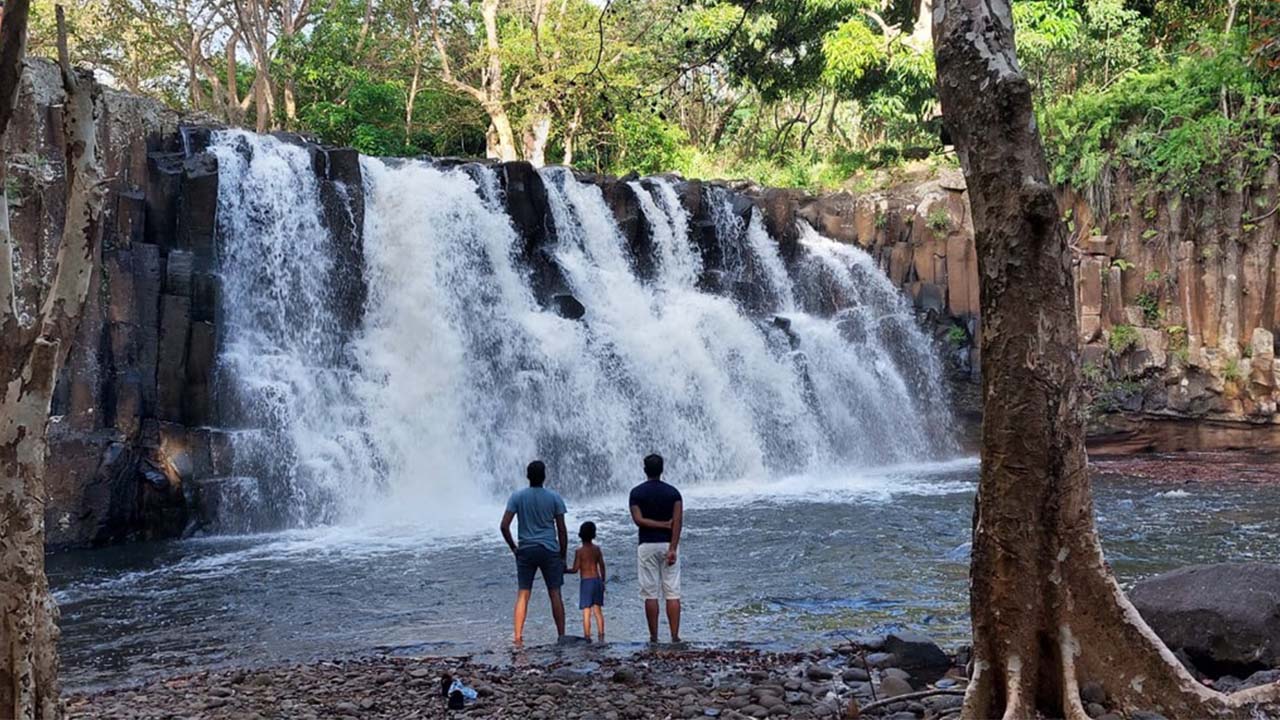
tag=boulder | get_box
[1130,563,1280,674]
[881,633,950,684]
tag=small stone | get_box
[806,665,834,681]
[1080,681,1105,706]
[742,704,769,718]
[1130,713,1168,720]
[203,698,228,710]
[841,668,870,682]
[924,694,963,713]
[704,709,721,717]
[878,676,913,698]
[334,702,358,713]
[209,686,233,697]
[1086,702,1106,718]
[545,683,568,698]
[408,669,432,679]
[1096,715,1123,720]
[612,668,638,684]
[881,668,911,682]
[865,652,897,668]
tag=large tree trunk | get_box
[933,3,1280,719]
[486,103,519,162]
[2,7,105,718]
[522,110,552,167]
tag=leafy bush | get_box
[1042,36,1280,194]
[1135,291,1160,325]
[1109,324,1138,354]
[927,208,950,232]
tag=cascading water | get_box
[209,132,956,527]
[211,131,377,527]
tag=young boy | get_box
[566,521,607,641]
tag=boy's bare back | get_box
[575,545,604,579]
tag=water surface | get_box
[49,460,1280,692]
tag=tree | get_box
[932,1,1280,718]
[1,4,105,718]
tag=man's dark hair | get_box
[527,460,546,486]
[643,453,663,479]
[579,521,596,542]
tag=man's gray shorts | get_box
[515,544,564,591]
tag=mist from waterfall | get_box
[211,131,957,528]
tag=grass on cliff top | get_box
[1041,36,1280,195]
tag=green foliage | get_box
[1109,323,1139,353]
[1111,258,1135,272]
[926,208,950,232]
[1135,291,1160,325]
[1144,269,1161,282]
[1223,357,1243,382]
[610,112,691,176]
[1042,33,1280,194]
[946,325,968,347]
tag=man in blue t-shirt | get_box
[500,460,568,644]
[629,453,683,643]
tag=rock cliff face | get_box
[10,64,1276,547]
[790,166,1280,452]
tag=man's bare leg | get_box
[644,599,660,642]
[666,599,681,643]
[581,608,591,638]
[513,589,532,645]
[549,587,567,637]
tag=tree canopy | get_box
[38,0,1277,189]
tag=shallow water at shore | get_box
[48,458,1280,692]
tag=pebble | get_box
[805,665,833,680]
[60,644,979,720]
[1080,681,1106,705]
[878,675,914,698]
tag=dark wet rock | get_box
[1080,680,1105,705]
[553,293,587,320]
[882,633,950,684]
[842,668,870,682]
[1131,563,1280,675]
[1086,702,1106,718]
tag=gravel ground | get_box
[65,643,973,720]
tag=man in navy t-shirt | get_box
[500,460,568,644]
[628,453,683,643]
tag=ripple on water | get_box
[47,465,1280,692]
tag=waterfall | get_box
[211,131,376,526]
[209,132,956,528]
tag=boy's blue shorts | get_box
[579,577,605,609]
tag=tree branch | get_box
[0,0,31,334]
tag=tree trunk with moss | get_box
[932,2,1280,718]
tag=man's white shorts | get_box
[637,542,681,600]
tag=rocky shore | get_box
[68,636,976,720]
